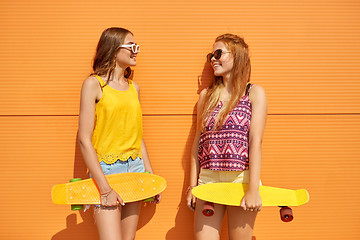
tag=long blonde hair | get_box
[91,27,132,87]
[200,33,251,131]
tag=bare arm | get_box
[141,139,154,173]
[248,84,267,191]
[133,81,154,173]
[240,84,267,211]
[133,81,161,203]
[78,77,124,205]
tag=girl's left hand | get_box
[240,189,262,212]
[150,193,161,204]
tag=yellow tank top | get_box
[92,75,143,164]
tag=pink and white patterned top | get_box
[198,85,252,171]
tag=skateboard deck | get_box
[192,183,309,206]
[52,172,166,205]
[192,183,309,221]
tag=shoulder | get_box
[248,84,266,103]
[83,75,101,87]
[81,76,102,96]
[82,76,101,89]
[199,88,208,100]
[131,80,140,94]
[198,88,208,107]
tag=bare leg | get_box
[194,199,226,240]
[94,206,122,240]
[121,201,141,240]
[227,206,257,240]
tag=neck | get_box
[222,74,232,94]
[111,66,127,83]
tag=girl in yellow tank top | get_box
[77,27,160,240]
[91,75,143,164]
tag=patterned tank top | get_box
[198,84,253,171]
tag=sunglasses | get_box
[206,49,231,63]
[120,43,140,53]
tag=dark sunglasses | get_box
[206,49,231,63]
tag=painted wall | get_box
[0,0,359,239]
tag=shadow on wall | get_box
[51,135,157,239]
[165,104,197,240]
[197,62,213,95]
[166,62,212,239]
[51,135,97,240]
[51,212,97,240]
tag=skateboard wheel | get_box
[70,178,83,211]
[71,205,84,211]
[143,197,154,202]
[280,207,293,222]
[202,202,215,217]
[70,178,82,182]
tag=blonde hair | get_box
[200,33,251,131]
[91,27,132,87]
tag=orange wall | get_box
[1,0,360,239]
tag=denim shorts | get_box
[90,156,145,178]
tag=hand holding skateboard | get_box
[100,188,125,207]
[240,188,262,212]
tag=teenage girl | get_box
[187,33,267,240]
[78,27,160,240]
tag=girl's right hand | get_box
[186,188,196,211]
[100,189,125,207]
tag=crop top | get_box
[198,84,253,171]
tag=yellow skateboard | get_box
[52,172,166,210]
[192,183,309,222]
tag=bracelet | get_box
[100,189,113,196]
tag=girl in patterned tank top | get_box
[187,33,267,240]
[78,28,160,240]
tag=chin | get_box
[213,71,223,77]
